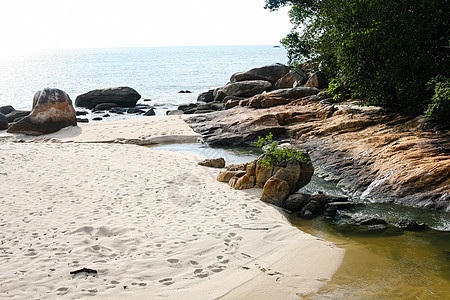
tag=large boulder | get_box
[260,177,290,206]
[7,88,77,135]
[275,68,309,89]
[218,80,273,99]
[197,89,214,103]
[75,87,141,109]
[230,63,291,85]
[0,113,8,130]
[304,71,329,89]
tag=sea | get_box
[0,45,287,116]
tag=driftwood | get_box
[70,267,98,275]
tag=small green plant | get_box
[254,133,310,168]
[425,76,450,122]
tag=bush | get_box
[254,133,310,168]
[425,76,450,122]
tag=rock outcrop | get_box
[0,113,8,130]
[7,88,77,135]
[189,97,450,211]
[75,87,141,109]
[230,63,291,84]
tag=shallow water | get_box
[151,142,450,298]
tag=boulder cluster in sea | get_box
[0,86,157,134]
[169,62,328,115]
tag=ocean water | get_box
[0,46,287,114]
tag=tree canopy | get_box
[266,0,450,119]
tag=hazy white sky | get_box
[0,0,291,51]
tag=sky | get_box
[0,0,292,51]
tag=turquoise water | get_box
[0,46,287,113]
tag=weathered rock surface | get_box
[197,90,214,103]
[7,88,77,135]
[188,98,450,211]
[230,63,291,84]
[304,71,329,89]
[75,87,141,109]
[275,68,309,89]
[261,177,290,206]
[0,113,8,130]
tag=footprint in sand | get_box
[193,268,209,278]
[167,258,182,268]
[159,278,174,285]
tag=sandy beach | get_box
[0,116,344,299]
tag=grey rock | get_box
[0,105,15,115]
[0,113,8,130]
[230,63,290,84]
[75,87,141,109]
[5,110,30,123]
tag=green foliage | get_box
[265,0,450,117]
[425,76,450,122]
[254,133,310,168]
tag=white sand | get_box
[0,116,344,299]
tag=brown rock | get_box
[217,170,245,182]
[7,88,77,135]
[304,71,329,89]
[275,68,308,89]
[255,160,273,188]
[233,174,256,190]
[246,160,256,176]
[261,177,290,206]
[198,158,226,168]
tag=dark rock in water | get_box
[198,158,226,168]
[178,90,192,93]
[395,218,427,231]
[144,108,156,116]
[349,215,387,226]
[76,118,89,123]
[299,194,330,218]
[109,107,126,114]
[0,113,8,130]
[5,110,30,123]
[76,111,89,116]
[143,99,152,102]
[0,105,15,115]
[284,193,311,211]
[75,87,141,109]
[94,103,120,110]
[127,108,144,114]
[230,63,290,85]
[102,113,110,118]
[92,117,103,121]
[7,88,77,135]
[197,90,214,103]
[178,103,198,112]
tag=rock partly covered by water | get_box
[188,98,450,211]
[7,88,77,135]
[75,87,141,109]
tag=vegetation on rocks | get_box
[265,0,450,120]
[254,133,311,168]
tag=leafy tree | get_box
[265,0,450,116]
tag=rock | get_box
[255,160,274,187]
[76,118,89,123]
[304,71,329,89]
[178,90,192,93]
[5,110,30,123]
[217,170,246,182]
[75,87,141,109]
[225,99,240,110]
[219,80,273,98]
[7,88,77,135]
[76,111,89,116]
[198,158,226,168]
[102,113,110,118]
[127,108,145,114]
[144,108,156,116]
[92,117,103,121]
[178,103,198,112]
[349,215,387,226]
[167,110,184,115]
[261,176,290,206]
[213,88,228,102]
[0,113,8,130]
[299,194,330,218]
[284,193,311,211]
[263,87,320,99]
[109,107,126,114]
[275,68,308,89]
[232,174,256,190]
[247,94,292,108]
[395,218,427,231]
[0,105,15,115]
[94,103,119,110]
[197,90,214,103]
[230,63,290,85]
